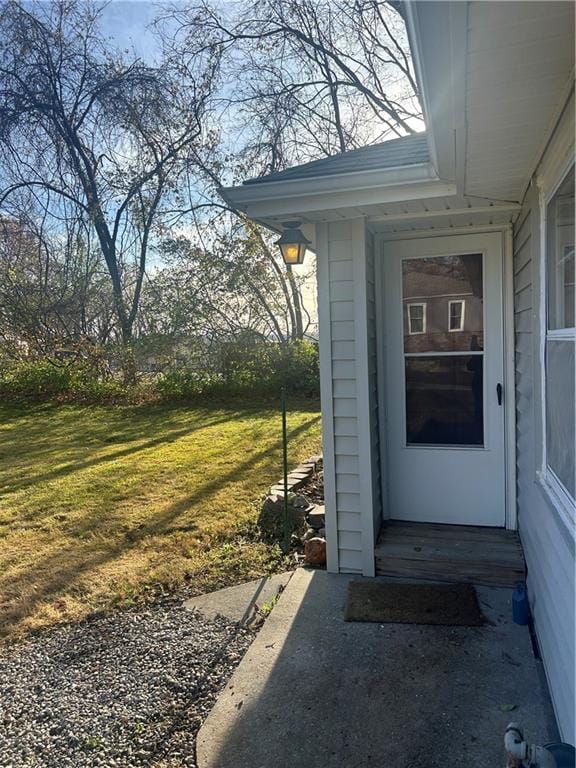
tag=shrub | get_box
[0,360,72,400]
[0,360,133,404]
[68,373,129,404]
[0,340,320,404]
[155,370,223,400]
[157,340,320,400]
[220,340,320,397]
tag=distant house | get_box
[222,1,575,741]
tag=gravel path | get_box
[0,603,254,768]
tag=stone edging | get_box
[268,454,322,497]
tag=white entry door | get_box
[383,233,506,527]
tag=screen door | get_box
[383,233,506,526]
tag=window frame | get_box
[448,299,466,332]
[538,158,576,523]
[407,302,426,335]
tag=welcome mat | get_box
[344,581,484,626]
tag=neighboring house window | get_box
[407,302,426,334]
[448,299,465,331]
[543,164,575,505]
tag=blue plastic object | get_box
[543,742,576,767]
[512,582,530,625]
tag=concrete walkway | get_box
[197,569,558,768]
[184,572,292,626]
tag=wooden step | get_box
[374,522,525,588]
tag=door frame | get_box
[374,224,517,530]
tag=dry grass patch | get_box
[0,400,321,641]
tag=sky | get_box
[84,0,418,327]
[99,1,162,60]
[97,0,320,290]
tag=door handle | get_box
[496,383,503,406]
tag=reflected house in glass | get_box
[402,254,485,445]
[221,0,575,742]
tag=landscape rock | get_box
[258,494,308,541]
[306,506,325,530]
[0,604,252,768]
[290,534,303,551]
[261,493,284,513]
[304,537,327,566]
[288,493,313,511]
[302,527,316,542]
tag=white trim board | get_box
[503,225,518,531]
[535,158,576,538]
[221,163,437,206]
[375,252,390,524]
[316,222,339,573]
[228,180,457,222]
[352,219,377,577]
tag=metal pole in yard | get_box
[281,387,290,553]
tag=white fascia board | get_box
[403,1,460,185]
[223,177,455,223]
[241,178,456,220]
[221,161,437,209]
[403,2,439,174]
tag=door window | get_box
[402,253,484,446]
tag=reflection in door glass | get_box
[402,254,484,353]
[405,356,484,446]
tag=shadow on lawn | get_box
[0,399,319,496]
[0,414,320,638]
[0,413,239,496]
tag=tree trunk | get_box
[286,266,304,340]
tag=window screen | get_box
[545,165,575,500]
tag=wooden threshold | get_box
[375,521,525,588]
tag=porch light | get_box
[275,221,311,265]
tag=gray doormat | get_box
[344,581,484,626]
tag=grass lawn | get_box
[0,399,321,642]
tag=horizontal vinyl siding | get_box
[336,493,361,513]
[327,221,363,571]
[513,182,575,741]
[333,398,357,418]
[334,417,358,436]
[339,549,363,572]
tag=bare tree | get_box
[0,0,418,378]
[166,0,421,176]
[0,0,219,378]
[155,0,418,349]
[0,210,114,356]
[142,214,313,349]
[154,0,419,350]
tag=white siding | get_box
[512,109,575,740]
[317,220,382,575]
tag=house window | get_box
[544,164,575,503]
[407,302,426,334]
[448,300,465,331]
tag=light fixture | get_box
[275,220,311,265]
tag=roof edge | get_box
[221,161,438,209]
[242,133,429,186]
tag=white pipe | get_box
[504,723,557,768]
[506,723,529,762]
